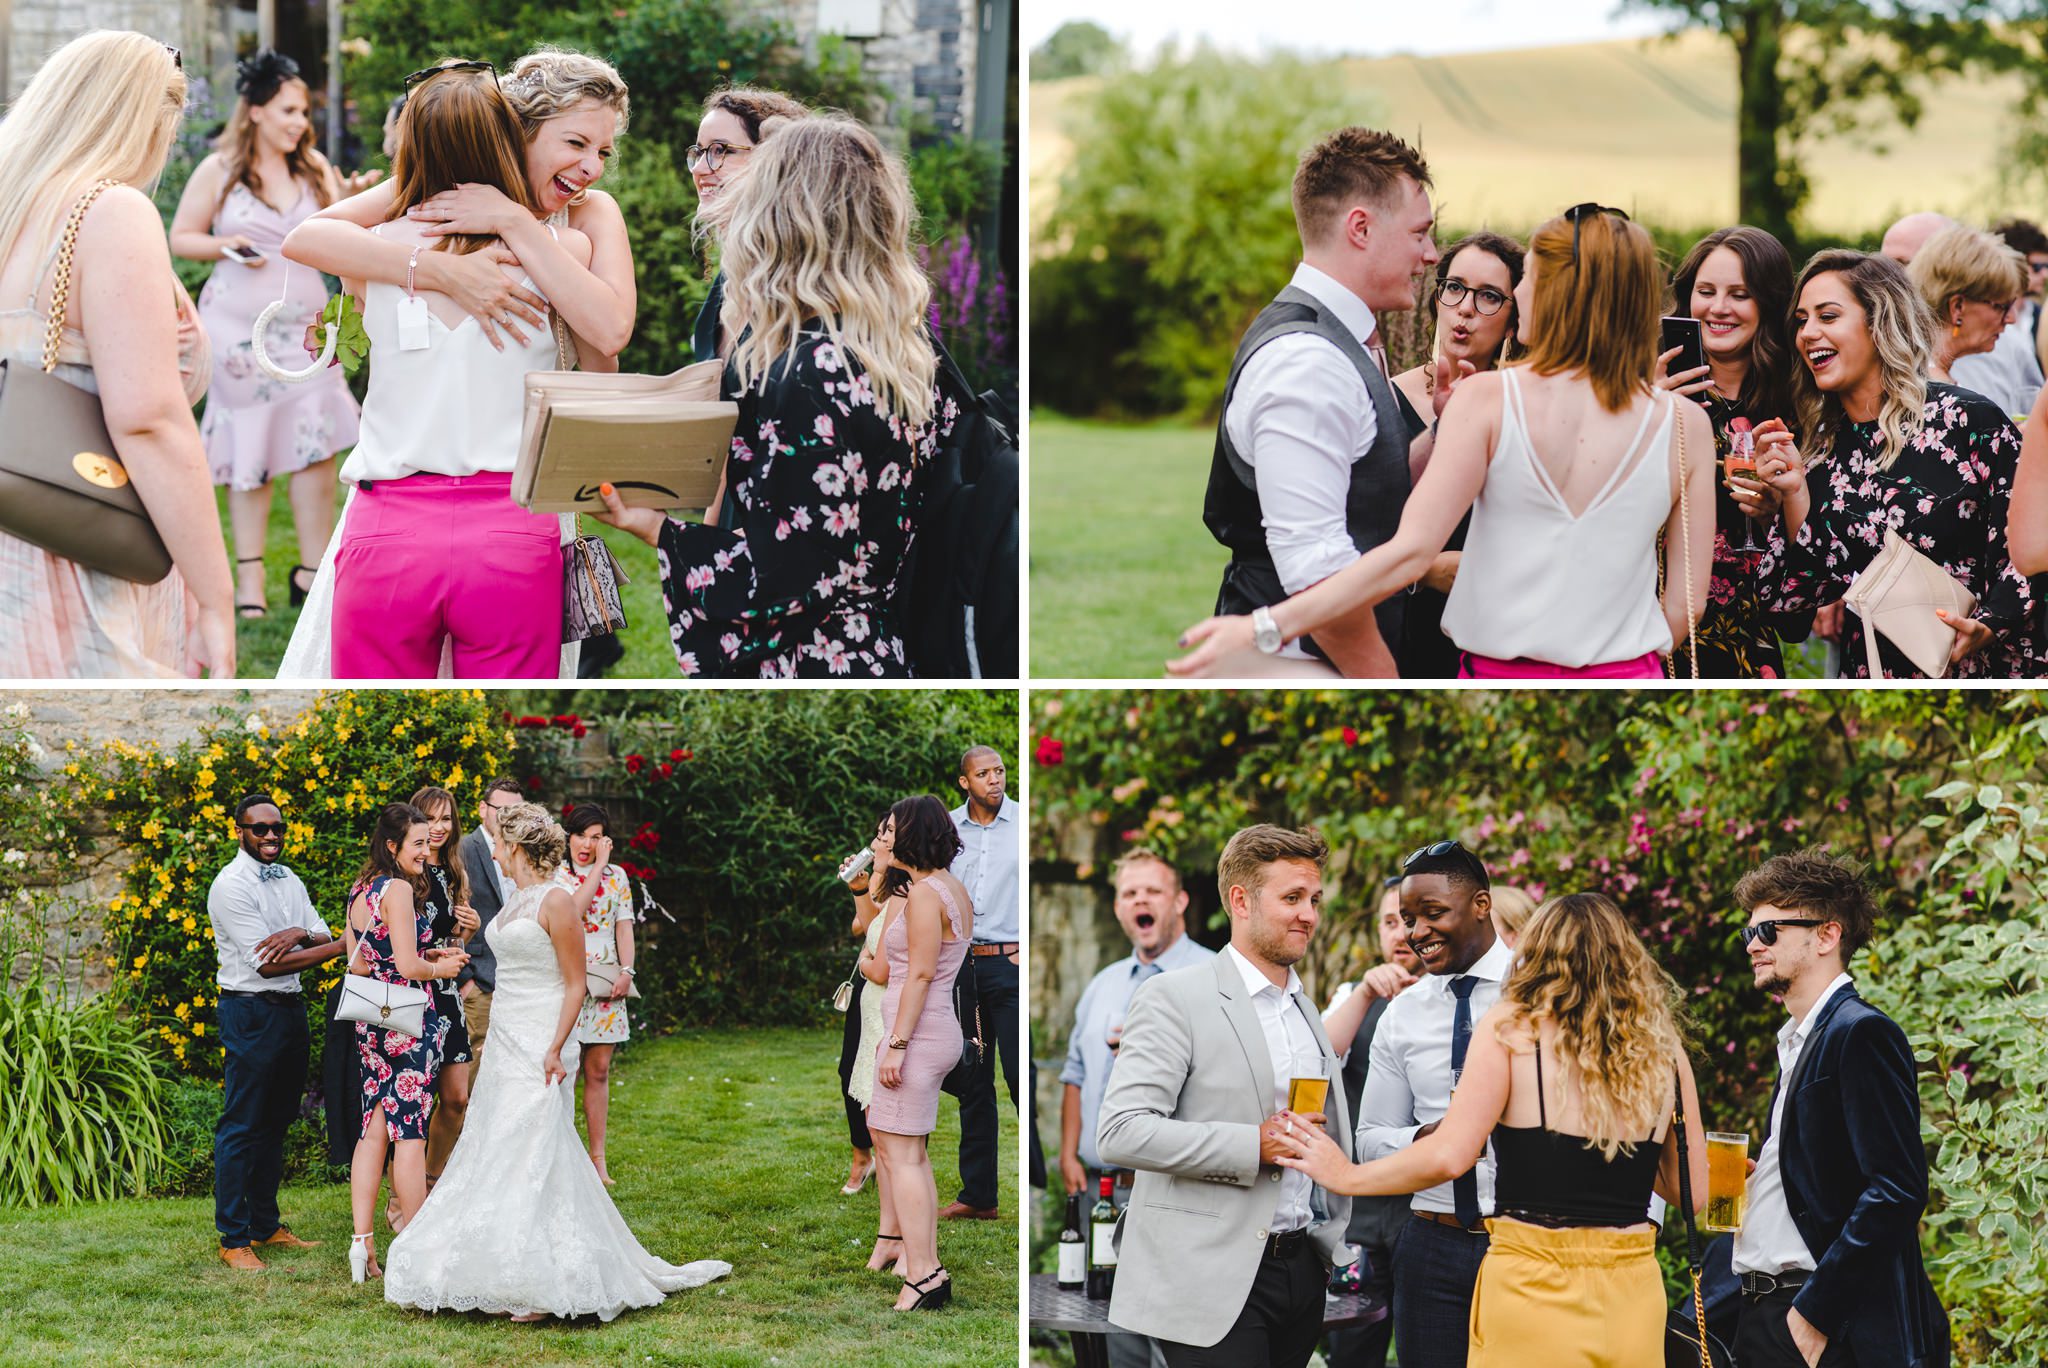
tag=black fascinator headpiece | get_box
[235,49,301,107]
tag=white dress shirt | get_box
[1732,971,1855,1276]
[1355,935,1515,1216]
[206,849,331,994]
[1060,932,1218,1170]
[1223,943,1323,1233]
[1223,262,1385,659]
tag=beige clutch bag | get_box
[1842,528,1977,678]
[513,359,736,513]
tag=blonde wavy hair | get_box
[1495,892,1686,1162]
[495,801,566,873]
[501,47,630,140]
[1791,250,1934,472]
[718,115,935,429]
[0,31,186,278]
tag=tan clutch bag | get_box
[0,180,173,584]
[1842,528,1977,678]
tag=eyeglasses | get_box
[1438,278,1509,316]
[163,44,182,71]
[1738,918,1825,948]
[403,59,498,89]
[1562,202,1630,268]
[686,141,754,172]
[1402,839,1464,870]
[238,822,285,837]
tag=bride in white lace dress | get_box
[382,803,730,1319]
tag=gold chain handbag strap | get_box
[1676,399,1699,679]
[41,179,121,374]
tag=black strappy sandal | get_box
[234,555,267,619]
[867,1232,903,1272]
[289,563,318,608]
[899,1267,951,1311]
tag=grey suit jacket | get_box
[455,827,506,992]
[1097,952,1353,1348]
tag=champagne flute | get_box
[1725,417,1765,554]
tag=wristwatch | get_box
[1252,605,1283,655]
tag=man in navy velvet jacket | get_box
[1729,850,1949,1368]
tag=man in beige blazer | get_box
[1098,824,1354,1368]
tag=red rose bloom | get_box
[657,762,674,778]
[625,755,645,774]
[1342,726,1359,746]
[669,748,686,762]
[1034,735,1064,766]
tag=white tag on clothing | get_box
[396,294,432,351]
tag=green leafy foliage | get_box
[315,293,371,376]
[1030,20,1126,82]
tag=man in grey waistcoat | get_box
[1202,126,1449,677]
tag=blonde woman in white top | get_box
[0,31,235,678]
[1173,206,1720,680]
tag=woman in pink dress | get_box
[859,795,973,1312]
[170,49,363,621]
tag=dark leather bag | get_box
[1668,1069,1736,1368]
[0,180,173,584]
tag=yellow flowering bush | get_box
[79,690,519,1079]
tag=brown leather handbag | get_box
[0,179,174,584]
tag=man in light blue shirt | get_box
[944,745,1018,1219]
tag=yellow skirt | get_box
[1468,1216,1666,1368]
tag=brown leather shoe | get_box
[218,1245,265,1270]
[256,1226,320,1249]
[937,1201,1000,1221]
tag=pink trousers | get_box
[331,472,559,679]
[1458,650,1665,680]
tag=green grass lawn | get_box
[220,483,680,680]
[1029,413,1830,680]
[0,1027,1017,1367]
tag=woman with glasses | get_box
[1389,231,1524,676]
[688,88,810,365]
[1173,205,1715,680]
[1654,226,1813,678]
[1754,249,2042,677]
[0,31,236,678]
[278,62,593,679]
[594,117,952,677]
[1911,225,2028,389]
[1272,892,1707,1368]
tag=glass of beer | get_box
[1287,1053,1330,1116]
[1703,1131,1750,1232]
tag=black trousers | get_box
[837,975,871,1151]
[1390,1214,1489,1368]
[955,950,1018,1210]
[1737,1287,1860,1368]
[1158,1242,1327,1368]
[214,993,309,1248]
[1325,1211,1401,1367]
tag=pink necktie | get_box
[1366,326,1389,378]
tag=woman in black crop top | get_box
[1274,893,1711,1367]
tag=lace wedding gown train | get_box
[383,882,730,1319]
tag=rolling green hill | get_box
[1032,30,2036,238]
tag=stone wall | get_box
[776,0,980,136]
[3,0,217,101]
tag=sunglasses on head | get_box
[239,821,284,837]
[1739,917,1825,948]
[1562,202,1630,268]
[1402,839,1464,870]
[403,59,498,89]
[163,43,182,71]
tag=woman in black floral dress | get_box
[1758,250,2042,678]
[598,115,949,677]
[1659,227,1815,677]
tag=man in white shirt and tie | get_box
[206,792,344,1270]
[1355,841,1509,1368]
[1099,825,1352,1368]
[1203,125,1452,677]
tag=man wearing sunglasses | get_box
[1730,850,1948,1368]
[1353,841,1507,1368]
[1204,126,1440,677]
[205,792,344,1270]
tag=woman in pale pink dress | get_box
[0,31,235,677]
[170,49,363,621]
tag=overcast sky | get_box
[1024,0,1680,60]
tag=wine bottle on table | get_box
[1086,1173,1118,1299]
[1057,1193,1085,1290]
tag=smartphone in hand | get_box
[222,243,266,265]
[1660,315,1707,378]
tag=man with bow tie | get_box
[205,791,345,1270]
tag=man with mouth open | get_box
[205,791,346,1270]
[1354,841,1508,1368]
[1059,848,1215,1368]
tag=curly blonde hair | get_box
[501,47,630,139]
[495,801,566,873]
[719,115,935,428]
[1495,892,1686,1161]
